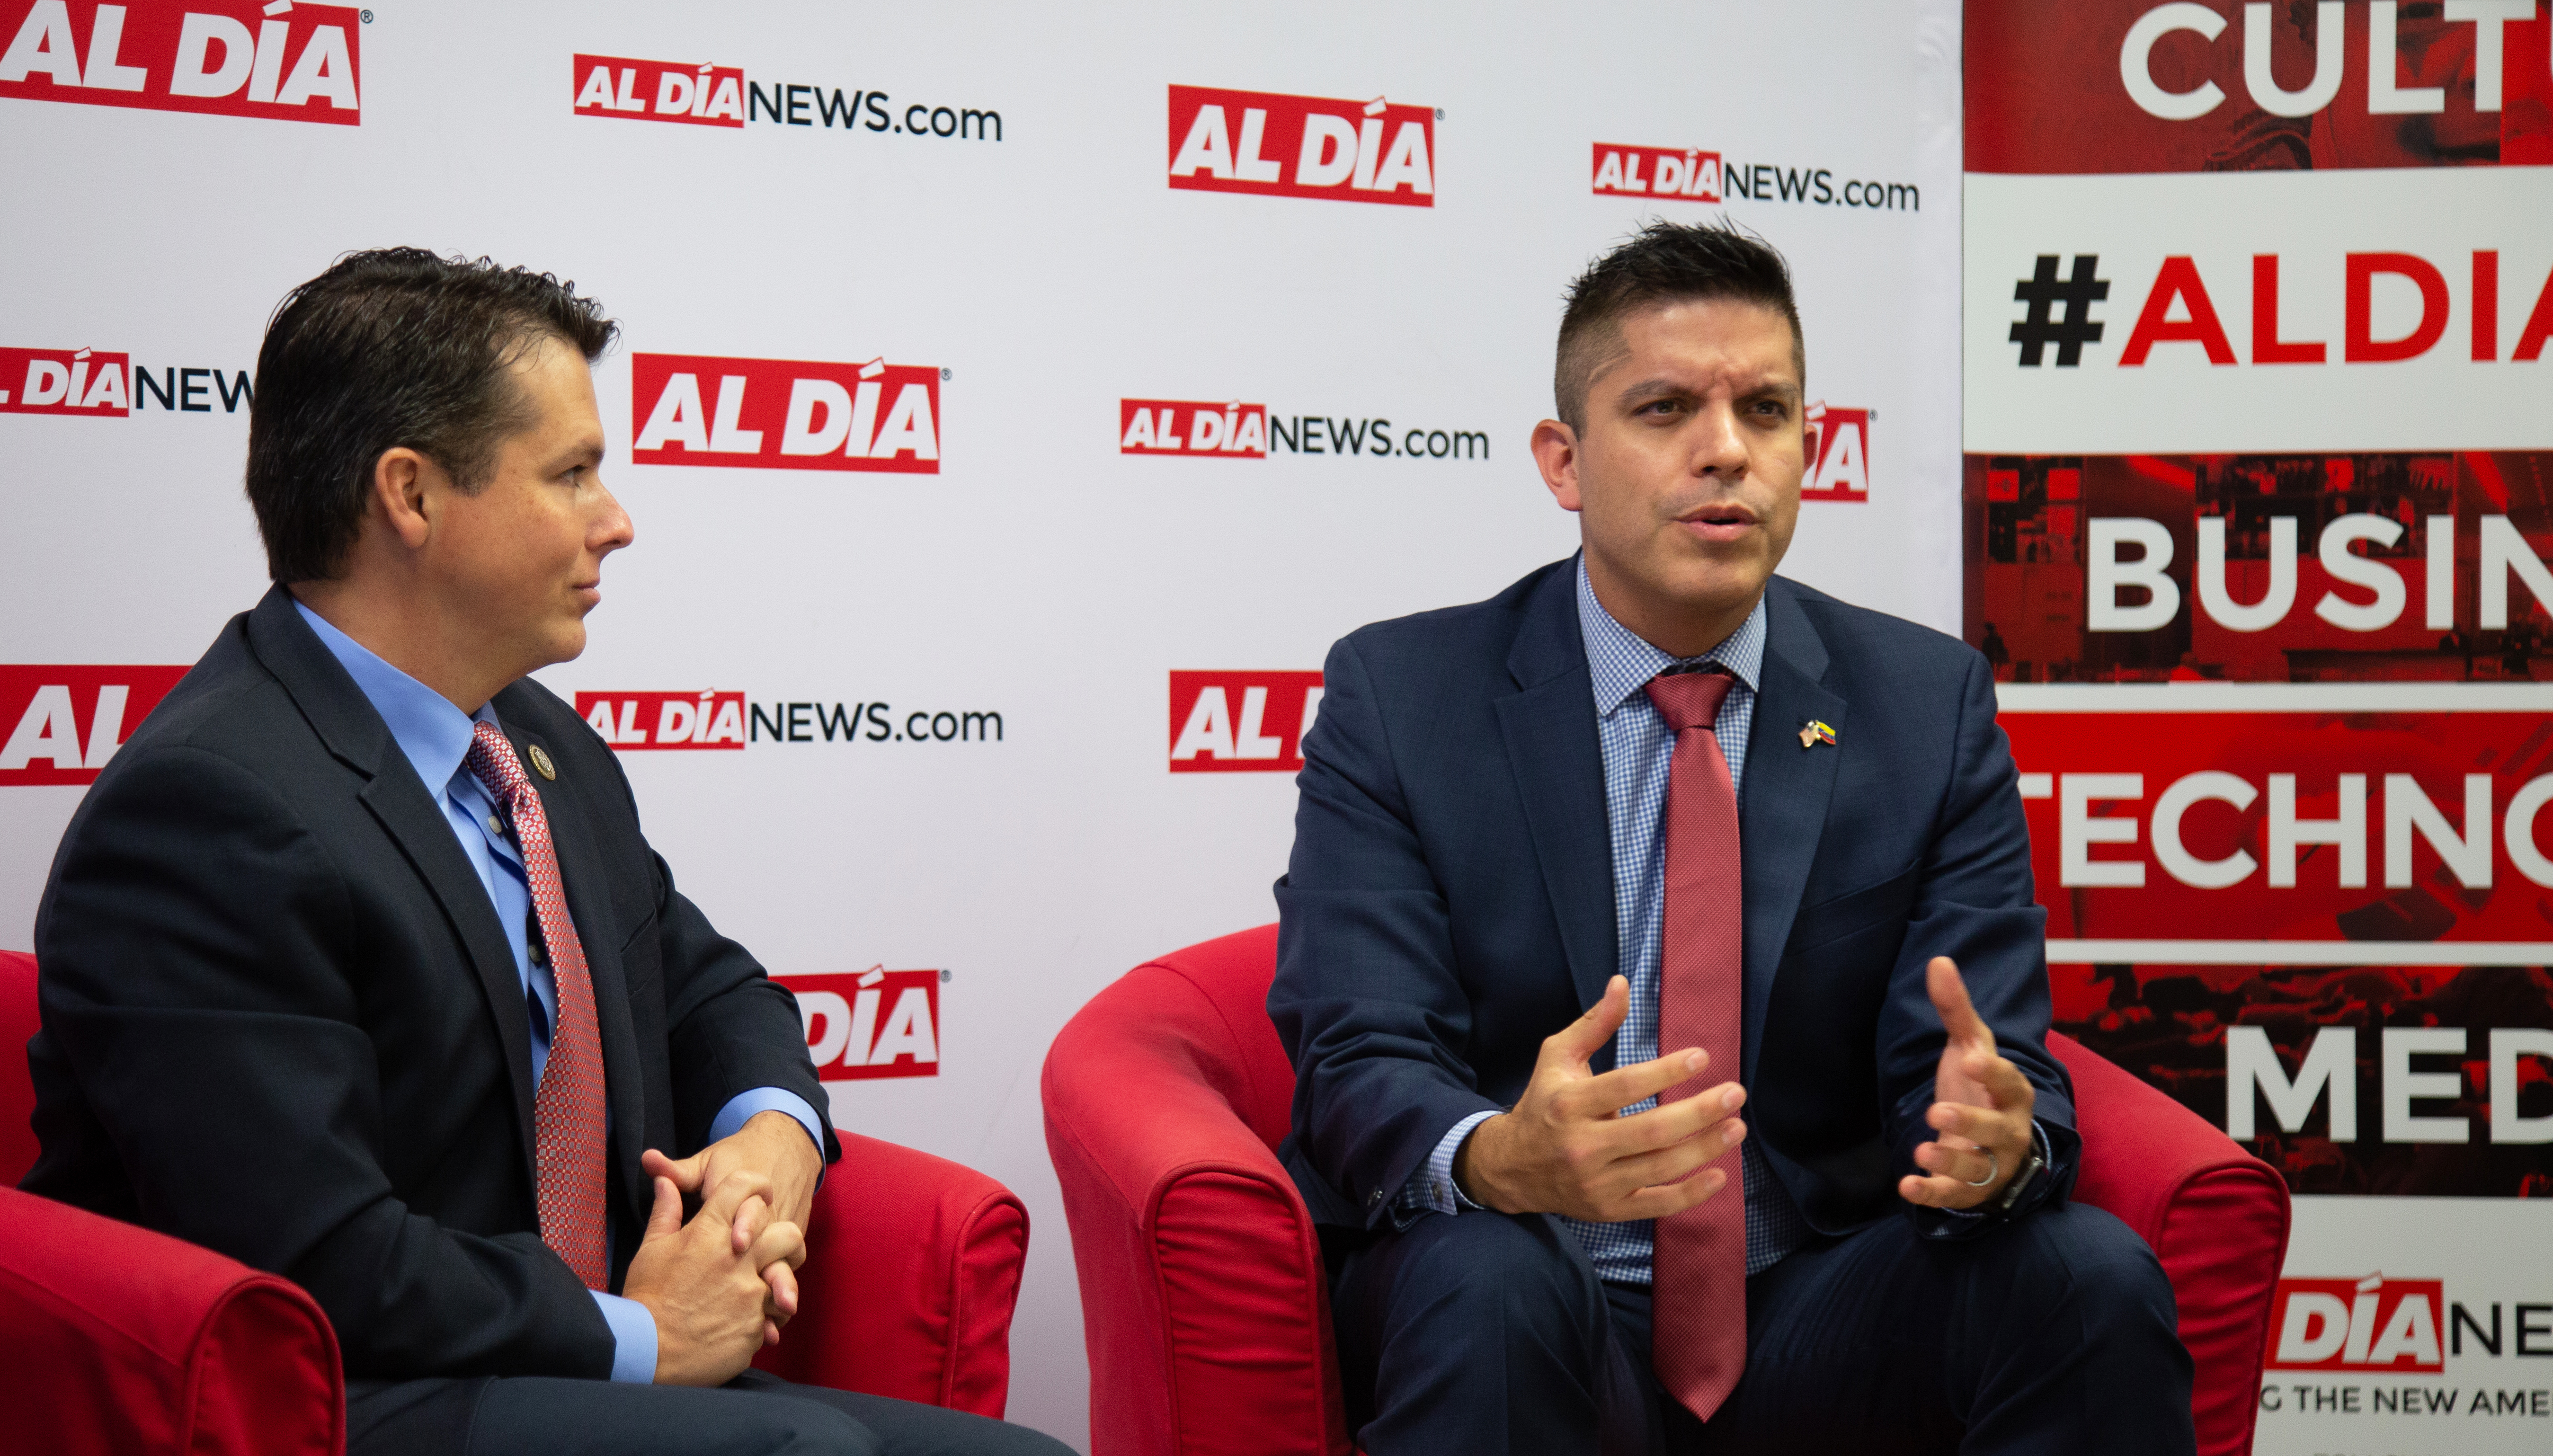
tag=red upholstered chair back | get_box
[1,949,42,1185]
[1153,928,1297,1151]
[1046,927,2292,1456]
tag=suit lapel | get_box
[1494,563,1619,1024]
[1737,580,1846,1077]
[510,719,649,1223]
[246,589,541,1187]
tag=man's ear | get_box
[1531,419,1583,513]
[369,447,438,550]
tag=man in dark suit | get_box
[1270,223,2193,1454]
[24,249,1065,1456]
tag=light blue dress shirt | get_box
[294,599,824,1384]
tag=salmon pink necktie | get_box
[467,721,611,1291]
[1641,667,1748,1422]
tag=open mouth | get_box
[1679,503,1757,540]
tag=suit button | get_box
[1369,1189,1383,1207]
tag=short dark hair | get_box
[245,248,618,583]
[1554,220,1803,431]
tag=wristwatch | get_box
[1996,1126,2049,1214]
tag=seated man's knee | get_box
[1390,1211,1602,1331]
[2008,1205,2178,1332]
[753,1398,880,1456]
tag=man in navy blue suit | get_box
[1269,223,2194,1454]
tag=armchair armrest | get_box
[2051,1031,2290,1456]
[0,1185,341,1456]
[1044,961,1349,1456]
[752,1130,1028,1418]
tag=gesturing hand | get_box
[1898,956,2037,1211]
[1455,975,1749,1224]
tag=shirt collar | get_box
[291,597,497,799]
[1574,554,1767,720]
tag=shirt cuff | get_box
[1391,1109,1499,1223]
[592,1291,658,1384]
[710,1087,828,1188]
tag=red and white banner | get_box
[1166,84,1435,206]
[0,0,360,124]
[0,4,1975,1441]
[1970,9,2553,1449]
[0,666,188,787]
[773,966,941,1082]
[630,353,940,473]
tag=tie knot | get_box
[1644,667,1734,733]
[464,720,530,808]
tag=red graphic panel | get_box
[1966,0,2552,173]
[0,666,190,786]
[1963,452,2553,683]
[0,0,361,125]
[2002,708,2553,946]
[1168,671,1323,773]
[572,691,746,750]
[1166,85,1435,206]
[569,53,745,128]
[0,347,130,416]
[1118,399,1268,457]
[1589,143,1722,202]
[774,967,941,1082]
[631,354,940,474]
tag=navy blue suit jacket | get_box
[1269,558,2076,1239]
[25,587,838,1418]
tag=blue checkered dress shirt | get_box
[1394,558,1812,1284]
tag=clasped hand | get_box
[623,1110,822,1385]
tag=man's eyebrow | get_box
[1611,377,1687,406]
[546,437,606,470]
[1611,376,1803,407]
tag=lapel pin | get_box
[1798,719,1837,750]
[527,743,558,781]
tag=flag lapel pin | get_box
[1797,719,1837,749]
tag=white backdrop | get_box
[0,2,1961,1444]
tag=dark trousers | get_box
[1330,1201,2195,1456]
[348,1368,1074,1456]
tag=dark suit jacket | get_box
[23,586,839,1393]
[1270,558,2076,1238]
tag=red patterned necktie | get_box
[466,721,611,1291]
[1641,668,1748,1422]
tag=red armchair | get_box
[1044,926,2293,1456]
[0,948,1029,1454]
